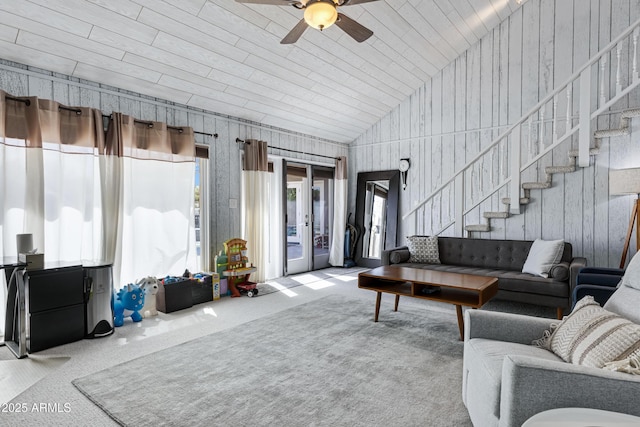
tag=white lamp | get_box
[610,167,640,268]
[304,1,338,31]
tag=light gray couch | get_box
[382,236,587,318]
[462,283,640,427]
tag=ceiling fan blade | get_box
[235,0,299,5]
[335,13,373,43]
[338,0,381,5]
[281,19,308,44]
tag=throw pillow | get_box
[389,249,410,264]
[406,236,440,264]
[536,296,640,369]
[621,250,640,290]
[603,353,640,375]
[547,262,569,282]
[522,239,565,278]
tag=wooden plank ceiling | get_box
[0,0,525,143]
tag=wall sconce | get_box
[399,158,410,190]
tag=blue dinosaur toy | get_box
[113,283,146,327]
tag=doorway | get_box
[285,162,334,275]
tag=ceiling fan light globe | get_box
[304,2,338,30]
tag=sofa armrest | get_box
[381,246,409,266]
[572,284,618,308]
[578,266,625,277]
[576,267,624,287]
[571,266,624,308]
[568,257,588,293]
[500,355,640,427]
[464,310,555,344]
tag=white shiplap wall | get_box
[0,59,347,266]
[349,0,640,268]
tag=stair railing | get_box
[403,17,640,236]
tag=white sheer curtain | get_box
[329,156,348,266]
[108,113,197,287]
[0,92,105,336]
[241,139,269,282]
[265,158,284,280]
[0,95,197,337]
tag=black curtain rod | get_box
[6,96,81,114]
[235,137,341,161]
[102,114,216,138]
[61,105,82,114]
[6,95,30,106]
[6,96,83,114]
[5,96,217,138]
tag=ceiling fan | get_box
[235,0,379,44]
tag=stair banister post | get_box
[553,95,558,143]
[633,27,639,82]
[413,209,417,236]
[600,56,607,107]
[579,69,592,168]
[616,42,623,95]
[454,173,464,237]
[510,126,521,215]
[566,86,572,136]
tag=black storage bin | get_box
[156,277,193,313]
[191,276,213,305]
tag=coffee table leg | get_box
[374,292,381,322]
[455,305,464,341]
[394,294,399,312]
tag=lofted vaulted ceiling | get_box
[0,0,525,143]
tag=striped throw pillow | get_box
[541,296,640,369]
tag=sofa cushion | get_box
[540,296,640,368]
[406,236,440,264]
[522,239,565,278]
[464,338,562,418]
[435,237,572,272]
[392,263,569,298]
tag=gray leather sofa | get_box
[382,236,587,317]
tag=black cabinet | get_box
[24,265,85,353]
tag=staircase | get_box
[403,18,640,236]
[466,107,640,232]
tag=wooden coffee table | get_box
[358,266,499,340]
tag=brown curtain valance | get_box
[106,113,195,162]
[1,90,103,152]
[243,139,268,171]
[1,90,195,162]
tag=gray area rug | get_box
[73,294,471,427]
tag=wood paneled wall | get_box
[0,60,347,267]
[349,0,640,268]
